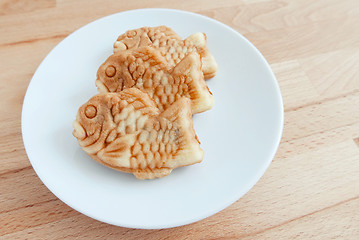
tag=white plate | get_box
[22,9,283,229]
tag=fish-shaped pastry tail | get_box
[133,97,204,179]
[185,32,218,80]
[160,97,203,167]
[172,52,214,113]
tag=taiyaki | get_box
[96,46,214,114]
[113,26,218,79]
[72,88,204,179]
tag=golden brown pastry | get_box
[113,26,218,79]
[72,88,204,179]
[96,46,214,114]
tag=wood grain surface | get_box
[1,0,359,239]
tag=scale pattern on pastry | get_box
[72,88,204,179]
[113,26,218,79]
[96,46,214,114]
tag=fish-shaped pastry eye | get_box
[96,46,214,114]
[84,105,97,118]
[126,30,137,38]
[113,26,218,80]
[105,65,116,78]
[73,88,204,180]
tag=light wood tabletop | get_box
[1,0,359,239]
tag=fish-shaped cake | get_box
[113,26,218,79]
[72,88,204,179]
[96,46,214,114]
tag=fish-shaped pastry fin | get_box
[113,26,218,79]
[96,46,214,114]
[97,135,135,168]
[73,88,204,179]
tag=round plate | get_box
[22,9,283,229]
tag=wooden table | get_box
[1,0,359,239]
